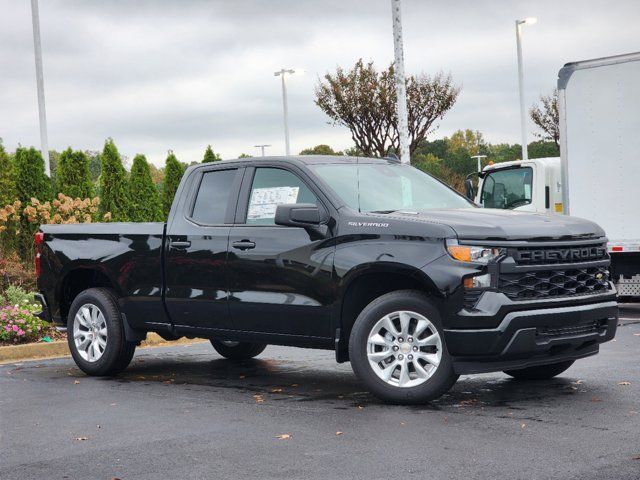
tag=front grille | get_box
[499,266,611,300]
[511,242,608,266]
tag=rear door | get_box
[227,165,335,339]
[164,165,244,330]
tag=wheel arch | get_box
[57,266,121,322]
[335,264,441,362]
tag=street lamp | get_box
[274,68,305,156]
[254,144,271,157]
[471,154,487,173]
[30,0,50,177]
[515,17,537,161]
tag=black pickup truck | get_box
[35,156,618,403]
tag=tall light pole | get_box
[254,144,271,157]
[274,68,304,156]
[471,154,487,173]
[391,0,410,164]
[515,17,537,162]
[30,0,50,176]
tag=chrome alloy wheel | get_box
[73,303,108,362]
[366,310,442,388]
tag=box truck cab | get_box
[476,157,562,214]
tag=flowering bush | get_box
[0,304,47,343]
[0,286,52,344]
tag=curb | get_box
[0,333,207,364]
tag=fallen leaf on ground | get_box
[357,405,364,410]
[521,423,526,430]
[239,375,246,379]
[74,436,89,441]
[74,380,80,385]
[573,380,583,385]
[253,394,264,403]
[290,383,298,387]
[109,403,117,406]
[335,431,343,436]
[633,455,640,461]
[276,434,291,440]
[618,381,631,386]
[270,388,283,393]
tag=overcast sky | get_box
[1,0,638,166]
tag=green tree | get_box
[128,154,163,222]
[162,151,184,217]
[299,144,342,155]
[530,89,559,148]
[237,153,252,159]
[58,148,93,198]
[202,145,222,163]
[0,143,16,207]
[315,59,460,157]
[528,140,560,158]
[98,139,129,221]
[15,147,52,204]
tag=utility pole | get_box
[254,144,271,157]
[30,0,50,176]
[515,17,537,162]
[391,0,410,164]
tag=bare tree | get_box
[315,59,460,157]
[529,89,560,148]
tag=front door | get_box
[164,166,243,330]
[227,166,335,339]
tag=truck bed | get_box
[38,222,168,328]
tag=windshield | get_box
[310,163,473,212]
[480,167,533,209]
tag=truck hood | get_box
[387,208,606,241]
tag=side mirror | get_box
[275,203,328,239]
[275,203,322,227]
[464,178,475,200]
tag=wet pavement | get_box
[1,311,639,480]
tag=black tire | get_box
[67,288,136,376]
[503,360,575,380]
[210,339,267,360]
[349,290,459,404]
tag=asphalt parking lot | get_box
[1,306,639,480]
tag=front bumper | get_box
[445,299,618,375]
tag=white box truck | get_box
[472,52,640,299]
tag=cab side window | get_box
[246,168,318,225]
[191,169,237,224]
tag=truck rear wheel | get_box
[210,340,267,360]
[503,360,575,380]
[67,288,136,376]
[349,290,458,404]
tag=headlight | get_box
[446,240,504,264]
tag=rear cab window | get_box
[191,169,238,224]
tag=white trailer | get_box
[472,52,640,298]
[559,52,640,298]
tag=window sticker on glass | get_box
[247,186,299,220]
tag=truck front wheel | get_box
[503,360,575,380]
[349,290,459,404]
[210,340,267,360]
[67,288,136,376]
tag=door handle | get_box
[232,240,256,250]
[170,240,191,249]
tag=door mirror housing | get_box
[464,178,475,201]
[275,203,321,227]
[275,203,329,239]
